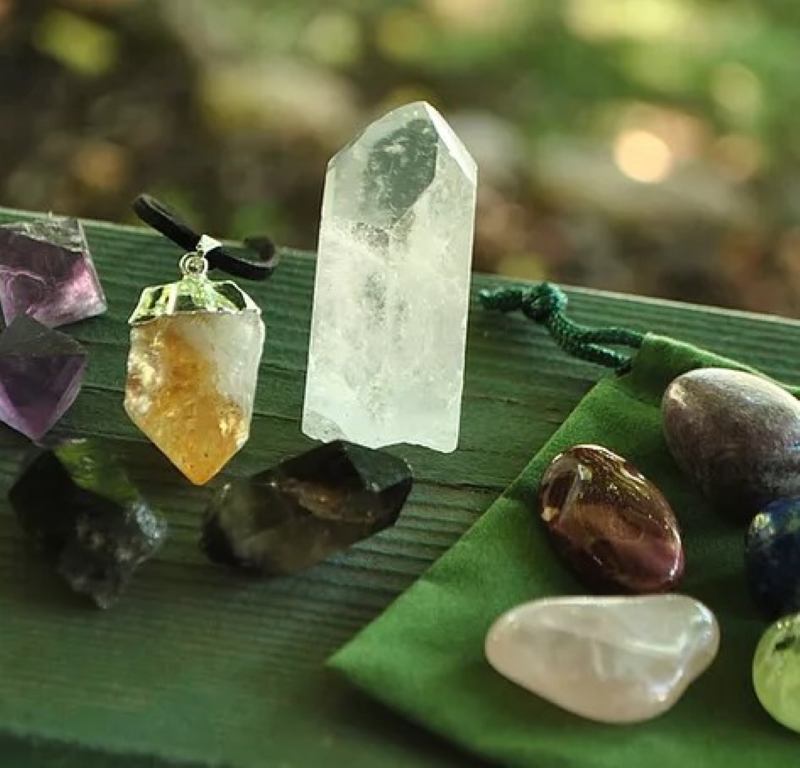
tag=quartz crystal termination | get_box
[0,216,107,327]
[302,101,477,452]
[9,439,167,608]
[124,273,265,485]
[201,440,412,574]
[0,315,87,440]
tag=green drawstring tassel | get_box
[479,282,644,372]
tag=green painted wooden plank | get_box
[0,207,798,767]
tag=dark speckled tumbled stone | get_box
[662,368,800,522]
[746,497,800,619]
[538,444,684,594]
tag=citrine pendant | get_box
[124,237,265,485]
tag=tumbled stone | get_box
[0,315,87,440]
[124,273,265,485]
[538,444,684,593]
[0,216,106,327]
[201,440,412,574]
[303,101,477,453]
[753,612,800,734]
[746,497,800,619]
[662,368,800,522]
[486,594,719,723]
[9,438,167,608]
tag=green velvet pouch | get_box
[329,328,800,767]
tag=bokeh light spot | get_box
[302,11,362,67]
[711,63,762,121]
[713,134,764,182]
[613,130,674,183]
[33,10,117,77]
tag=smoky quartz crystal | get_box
[202,440,412,574]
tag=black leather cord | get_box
[132,194,278,281]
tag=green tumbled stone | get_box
[753,613,800,734]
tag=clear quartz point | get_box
[302,101,477,452]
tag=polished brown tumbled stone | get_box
[539,444,684,593]
[662,368,800,522]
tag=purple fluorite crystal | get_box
[0,217,107,327]
[0,315,87,440]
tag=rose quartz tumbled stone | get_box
[485,594,719,723]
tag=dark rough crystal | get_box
[9,438,167,608]
[201,440,413,574]
[746,497,800,619]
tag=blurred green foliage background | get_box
[1,0,799,315]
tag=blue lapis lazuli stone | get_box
[745,497,800,619]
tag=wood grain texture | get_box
[0,208,799,767]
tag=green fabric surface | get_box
[330,332,800,767]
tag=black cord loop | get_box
[132,194,278,281]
